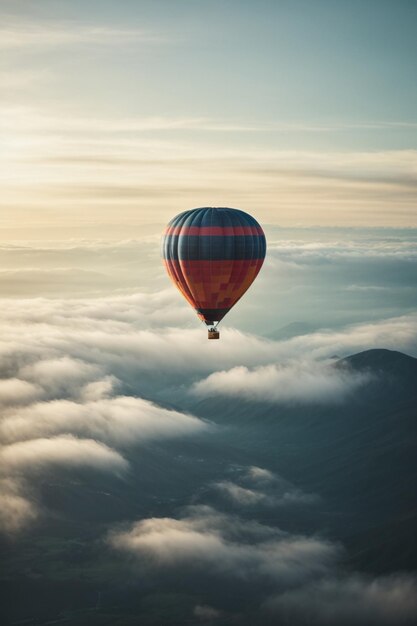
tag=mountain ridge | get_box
[338,347,417,373]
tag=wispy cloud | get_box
[0,21,167,50]
[1,104,416,228]
[0,477,37,533]
[211,474,318,508]
[0,395,209,446]
[0,435,128,474]
[192,361,372,405]
[0,435,128,532]
[265,575,417,625]
[3,107,417,138]
[213,481,271,506]
[199,464,319,512]
[109,504,417,624]
[0,69,51,90]
[109,505,337,583]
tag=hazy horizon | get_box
[1,0,417,240]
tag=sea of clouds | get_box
[1,228,416,624]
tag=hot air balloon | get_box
[162,207,266,339]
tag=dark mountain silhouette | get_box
[339,348,417,385]
[341,347,417,371]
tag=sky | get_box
[1,0,417,239]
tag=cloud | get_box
[0,293,213,535]
[0,435,128,531]
[194,605,222,620]
[109,506,417,624]
[0,68,51,90]
[0,477,37,533]
[0,292,416,386]
[344,284,395,293]
[0,395,209,446]
[19,357,99,397]
[5,106,417,137]
[0,377,42,406]
[2,103,417,228]
[80,376,118,401]
[109,506,337,585]
[0,435,128,474]
[281,315,417,361]
[0,286,414,540]
[266,237,417,263]
[209,467,318,509]
[264,575,417,625]
[0,21,166,50]
[0,235,414,626]
[192,361,372,404]
[213,481,270,506]
[246,466,275,482]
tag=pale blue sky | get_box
[1,0,416,235]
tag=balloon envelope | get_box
[162,207,266,325]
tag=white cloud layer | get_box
[109,505,417,625]
[0,288,415,535]
[265,575,417,625]
[213,481,271,506]
[193,604,221,620]
[0,294,416,381]
[247,466,275,482]
[0,283,414,624]
[192,361,371,404]
[210,466,318,509]
[0,377,42,406]
[0,477,37,533]
[0,435,128,474]
[0,435,128,532]
[0,294,214,534]
[109,506,337,584]
[0,395,208,446]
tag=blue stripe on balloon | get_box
[167,207,261,230]
[196,307,231,323]
[162,235,266,261]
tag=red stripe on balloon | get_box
[163,258,265,312]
